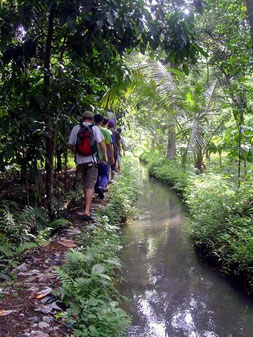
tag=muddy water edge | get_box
[119,166,253,337]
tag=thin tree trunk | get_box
[224,75,245,189]
[167,124,176,159]
[246,0,253,49]
[44,6,55,217]
[64,148,68,191]
[237,99,244,188]
[56,146,62,172]
[238,123,242,188]
[195,150,206,173]
[244,160,247,176]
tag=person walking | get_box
[116,127,125,173]
[67,111,106,221]
[108,120,121,182]
[94,114,114,199]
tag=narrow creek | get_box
[119,167,253,337]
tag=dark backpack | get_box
[75,123,97,156]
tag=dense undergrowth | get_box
[0,201,71,281]
[140,151,253,293]
[57,157,139,337]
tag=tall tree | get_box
[245,0,253,48]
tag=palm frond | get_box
[141,60,177,93]
[204,79,218,110]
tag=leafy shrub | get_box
[0,206,49,243]
[0,205,71,280]
[140,151,189,193]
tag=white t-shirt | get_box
[68,122,104,165]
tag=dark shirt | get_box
[111,130,121,155]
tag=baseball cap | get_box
[82,110,94,118]
[108,119,115,127]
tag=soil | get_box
[0,195,107,337]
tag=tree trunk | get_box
[244,160,247,176]
[45,133,56,216]
[167,124,176,159]
[56,146,62,172]
[238,123,242,188]
[64,148,68,191]
[246,0,253,49]
[21,161,27,184]
[206,149,210,162]
[195,151,206,173]
[43,6,55,217]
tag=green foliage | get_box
[101,158,139,223]
[186,174,253,287]
[0,204,71,280]
[140,152,189,194]
[50,218,71,230]
[0,206,49,243]
[57,158,139,336]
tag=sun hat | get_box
[82,110,94,118]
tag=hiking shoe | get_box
[97,187,104,199]
[81,214,93,221]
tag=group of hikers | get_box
[67,110,124,221]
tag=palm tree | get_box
[101,55,219,171]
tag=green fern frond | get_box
[14,242,38,256]
[57,268,73,286]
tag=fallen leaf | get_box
[58,239,77,248]
[38,321,50,329]
[17,262,28,272]
[0,309,15,316]
[36,287,53,300]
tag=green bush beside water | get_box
[140,152,253,292]
[57,158,139,337]
[140,152,189,193]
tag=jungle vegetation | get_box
[1,0,253,308]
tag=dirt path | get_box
[0,196,106,337]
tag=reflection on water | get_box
[119,167,253,337]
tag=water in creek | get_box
[119,167,253,337]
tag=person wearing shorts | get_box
[67,111,106,221]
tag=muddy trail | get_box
[0,196,106,337]
[119,168,253,337]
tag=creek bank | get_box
[0,158,139,337]
[140,151,253,295]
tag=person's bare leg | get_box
[84,189,93,216]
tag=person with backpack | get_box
[67,110,107,221]
[94,114,114,199]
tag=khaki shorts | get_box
[77,163,97,189]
